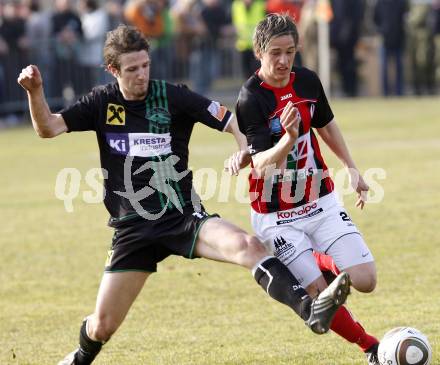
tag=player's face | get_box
[258,35,296,88]
[117,50,150,100]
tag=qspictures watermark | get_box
[54,159,386,216]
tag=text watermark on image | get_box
[54,157,386,217]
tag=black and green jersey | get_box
[61,80,232,226]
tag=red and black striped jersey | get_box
[236,67,335,213]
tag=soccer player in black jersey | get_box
[18,25,350,365]
[231,13,380,364]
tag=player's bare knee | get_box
[351,272,377,293]
[235,234,267,268]
[345,262,377,293]
[246,235,267,257]
[90,315,117,342]
[362,273,377,293]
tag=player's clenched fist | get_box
[17,65,42,92]
[280,101,301,140]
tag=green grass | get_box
[0,97,439,364]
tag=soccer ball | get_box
[378,327,432,365]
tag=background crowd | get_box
[1,0,439,125]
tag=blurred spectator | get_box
[106,0,126,30]
[191,0,234,94]
[266,0,303,21]
[0,0,28,122]
[150,1,174,80]
[124,0,173,79]
[374,0,409,96]
[51,0,83,102]
[298,0,318,71]
[0,1,28,68]
[78,0,110,91]
[330,0,365,97]
[434,0,440,90]
[407,1,436,95]
[0,1,6,111]
[124,0,165,38]
[25,0,53,98]
[231,0,265,78]
[125,0,174,80]
[266,0,304,66]
[171,0,206,82]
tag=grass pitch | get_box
[0,97,439,365]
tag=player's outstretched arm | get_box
[224,116,252,175]
[17,65,68,138]
[317,119,369,209]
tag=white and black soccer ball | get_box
[378,327,432,365]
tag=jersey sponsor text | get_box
[106,132,172,157]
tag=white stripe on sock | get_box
[251,256,275,277]
[257,264,274,294]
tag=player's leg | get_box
[314,249,377,292]
[194,218,312,317]
[314,251,380,364]
[310,208,379,360]
[58,218,158,365]
[194,217,350,334]
[89,271,150,341]
[289,249,379,363]
[308,200,376,293]
[326,233,376,293]
[58,271,150,365]
[313,251,341,276]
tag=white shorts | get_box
[251,192,374,287]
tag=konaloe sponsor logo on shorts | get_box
[276,202,323,225]
[276,202,318,219]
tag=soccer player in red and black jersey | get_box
[18,25,350,365]
[233,13,380,365]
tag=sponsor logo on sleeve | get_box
[207,101,228,122]
[106,103,126,125]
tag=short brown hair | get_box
[103,25,150,70]
[253,13,299,57]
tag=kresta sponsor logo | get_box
[276,202,318,219]
[133,137,167,145]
